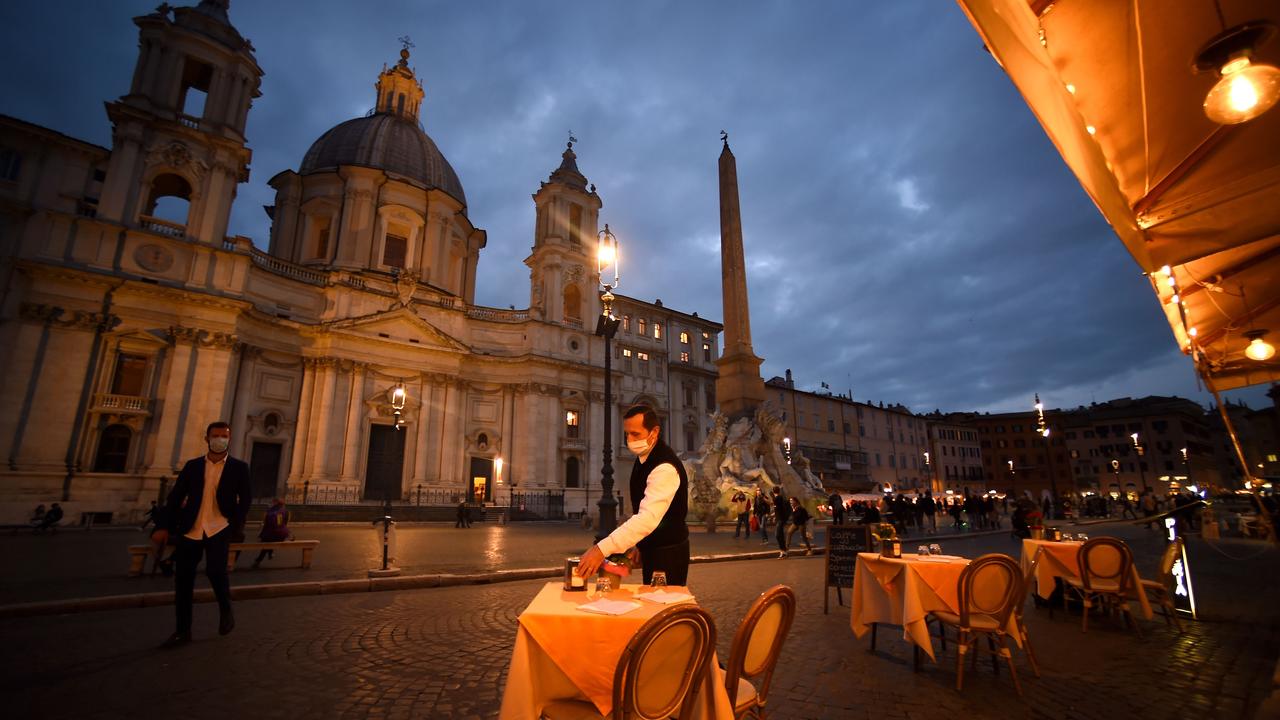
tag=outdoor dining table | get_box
[850,551,1018,662]
[497,581,735,720]
[1019,538,1153,619]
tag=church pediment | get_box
[314,307,469,353]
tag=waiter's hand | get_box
[578,544,605,578]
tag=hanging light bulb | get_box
[1244,331,1276,361]
[1195,21,1280,125]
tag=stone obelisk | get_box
[714,134,767,420]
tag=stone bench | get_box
[127,540,320,576]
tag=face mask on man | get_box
[627,431,654,457]
[208,437,230,454]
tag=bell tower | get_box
[96,0,263,246]
[525,139,602,325]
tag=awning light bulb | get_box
[1205,56,1280,124]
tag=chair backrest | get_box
[724,585,797,710]
[612,604,717,720]
[957,554,1023,628]
[1077,537,1134,593]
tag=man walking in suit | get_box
[157,421,252,648]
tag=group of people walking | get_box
[730,486,814,558]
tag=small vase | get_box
[1030,528,1045,540]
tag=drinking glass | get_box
[1076,533,1089,542]
[594,576,611,597]
[1062,532,1074,541]
[929,543,942,556]
[917,545,929,557]
[650,571,668,589]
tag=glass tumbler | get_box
[650,571,668,589]
[929,543,942,556]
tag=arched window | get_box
[565,457,580,488]
[562,284,582,323]
[143,173,192,231]
[93,424,132,473]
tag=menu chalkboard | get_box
[824,525,871,614]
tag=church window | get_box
[680,351,689,363]
[679,331,689,344]
[385,91,394,111]
[0,147,21,182]
[93,424,132,473]
[383,233,408,269]
[702,331,709,340]
[178,57,213,121]
[565,457,580,488]
[562,284,582,323]
[653,322,662,339]
[397,93,406,115]
[565,410,580,439]
[110,354,148,397]
[312,216,332,260]
[142,173,192,231]
[638,318,647,336]
[685,428,697,452]
[702,343,711,362]
[568,204,582,245]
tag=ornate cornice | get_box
[20,303,121,332]
[167,325,239,348]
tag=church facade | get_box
[0,1,721,524]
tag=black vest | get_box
[630,439,689,550]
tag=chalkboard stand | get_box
[823,524,870,614]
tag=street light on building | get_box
[391,382,407,430]
[1035,393,1059,517]
[594,224,622,539]
[783,436,793,465]
[1131,432,1150,492]
[1007,458,1016,499]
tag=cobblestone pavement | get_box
[2,525,1276,720]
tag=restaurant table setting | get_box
[498,580,734,720]
[850,548,1019,662]
[1019,538,1153,619]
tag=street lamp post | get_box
[1007,458,1016,499]
[1131,432,1150,492]
[594,225,622,541]
[1035,394,1059,518]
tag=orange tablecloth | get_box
[497,582,733,720]
[1020,539,1152,620]
[850,552,1013,661]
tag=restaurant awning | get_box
[954,0,1280,392]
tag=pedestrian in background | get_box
[732,490,751,538]
[828,491,845,525]
[754,488,771,544]
[786,497,814,555]
[157,421,251,648]
[253,498,291,568]
[772,486,791,558]
[456,501,471,528]
[922,491,937,534]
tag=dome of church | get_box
[300,113,466,207]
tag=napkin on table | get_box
[635,590,696,605]
[576,598,644,616]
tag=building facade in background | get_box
[0,2,720,523]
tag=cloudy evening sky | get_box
[2,0,1270,414]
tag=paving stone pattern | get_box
[1,524,1276,719]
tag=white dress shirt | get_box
[186,455,230,541]
[596,449,681,556]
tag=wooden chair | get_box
[926,553,1026,695]
[1133,537,1186,633]
[723,585,797,719]
[541,604,717,720]
[1064,537,1140,636]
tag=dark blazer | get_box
[165,456,253,537]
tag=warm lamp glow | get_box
[1205,56,1280,124]
[597,243,616,266]
[1246,335,1276,361]
[391,384,407,410]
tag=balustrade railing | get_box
[246,247,328,286]
[139,215,186,238]
[94,393,150,413]
[466,306,530,322]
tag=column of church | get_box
[439,380,466,488]
[151,329,196,472]
[304,358,339,482]
[411,372,436,486]
[286,358,317,488]
[227,345,258,455]
[180,333,238,462]
[338,361,367,484]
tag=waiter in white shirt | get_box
[578,405,690,585]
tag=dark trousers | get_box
[640,539,690,585]
[775,517,789,552]
[734,512,750,536]
[174,529,232,633]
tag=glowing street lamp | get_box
[1131,432,1150,492]
[783,436,793,465]
[390,382,407,430]
[1035,393,1058,516]
[594,224,622,539]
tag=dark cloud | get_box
[3,0,1269,413]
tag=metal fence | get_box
[510,489,565,520]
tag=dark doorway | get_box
[470,456,493,502]
[249,442,283,500]
[365,425,406,501]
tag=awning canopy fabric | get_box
[954,0,1280,391]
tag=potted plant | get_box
[1027,509,1045,540]
[875,523,901,557]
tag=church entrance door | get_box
[249,441,283,500]
[469,456,493,502]
[364,425,405,501]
